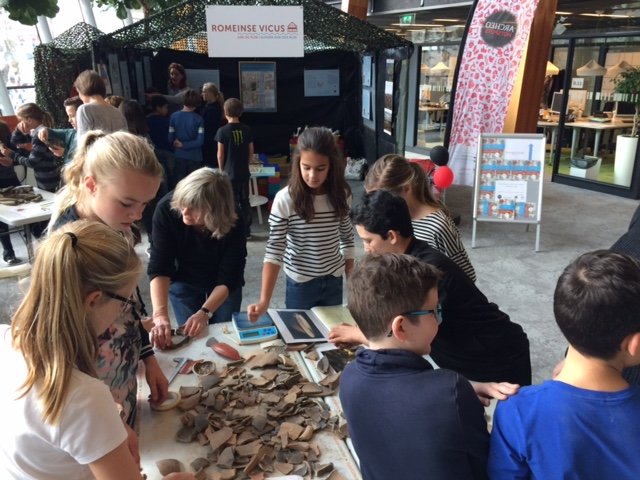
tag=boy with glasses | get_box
[488,250,640,479]
[330,189,531,387]
[340,253,490,480]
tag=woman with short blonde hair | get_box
[149,168,247,348]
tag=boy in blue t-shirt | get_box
[340,253,489,480]
[215,98,254,238]
[168,88,204,185]
[489,250,640,479]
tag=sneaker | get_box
[3,253,24,266]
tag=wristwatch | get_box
[199,307,213,319]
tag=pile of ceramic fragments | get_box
[155,348,347,480]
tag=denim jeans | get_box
[169,282,242,325]
[285,274,343,310]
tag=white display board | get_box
[205,5,304,58]
[471,133,546,252]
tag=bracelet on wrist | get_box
[199,307,213,319]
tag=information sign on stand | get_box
[471,133,545,252]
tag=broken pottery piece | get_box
[315,462,334,476]
[217,446,235,469]
[150,391,181,412]
[156,458,182,476]
[192,360,215,376]
[317,356,330,373]
[175,426,198,443]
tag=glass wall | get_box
[546,35,640,190]
[415,42,460,150]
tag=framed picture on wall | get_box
[239,62,277,112]
[362,55,372,87]
[384,59,395,135]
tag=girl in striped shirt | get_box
[365,154,476,282]
[248,127,355,320]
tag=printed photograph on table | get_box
[239,61,277,112]
[268,309,328,343]
[474,134,545,222]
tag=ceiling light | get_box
[580,13,630,18]
[555,11,572,15]
[607,60,633,77]
[431,62,450,74]
[390,23,444,27]
[433,18,460,22]
[546,61,560,76]
[576,59,607,76]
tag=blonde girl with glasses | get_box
[49,131,168,428]
[0,220,194,480]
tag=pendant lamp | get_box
[576,59,606,77]
[431,61,450,74]
[545,61,560,76]
[607,60,632,77]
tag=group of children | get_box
[1,62,639,478]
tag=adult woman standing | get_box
[149,168,247,347]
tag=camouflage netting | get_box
[34,23,105,126]
[35,0,413,126]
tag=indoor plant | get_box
[612,66,640,186]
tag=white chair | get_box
[249,177,268,224]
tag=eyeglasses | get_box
[104,291,137,311]
[387,305,443,337]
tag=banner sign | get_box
[206,6,304,58]
[448,0,539,186]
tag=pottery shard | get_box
[179,386,202,398]
[245,351,280,369]
[190,457,210,472]
[298,425,314,441]
[319,372,341,389]
[275,462,294,474]
[178,393,201,411]
[248,376,272,387]
[156,458,182,476]
[261,392,281,404]
[193,360,215,376]
[251,412,268,432]
[217,446,235,469]
[305,350,319,361]
[317,356,330,373]
[236,430,257,446]
[210,468,236,480]
[176,426,198,443]
[261,369,279,382]
[242,445,267,476]
[326,470,347,480]
[278,422,305,447]
[315,462,334,476]
[206,426,233,452]
[235,440,263,457]
[199,373,222,390]
[301,383,323,395]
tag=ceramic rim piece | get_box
[150,391,181,411]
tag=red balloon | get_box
[433,166,454,189]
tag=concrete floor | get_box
[1,177,637,385]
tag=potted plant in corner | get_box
[613,66,640,187]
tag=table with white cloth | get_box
[137,323,361,480]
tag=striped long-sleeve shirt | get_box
[412,209,476,282]
[264,187,355,283]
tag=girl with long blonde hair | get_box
[50,130,168,426]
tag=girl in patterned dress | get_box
[49,131,168,427]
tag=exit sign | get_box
[399,13,415,25]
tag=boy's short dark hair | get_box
[224,98,244,118]
[351,190,414,239]
[182,89,201,109]
[63,96,82,110]
[150,95,169,111]
[554,249,640,359]
[348,253,441,339]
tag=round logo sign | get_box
[481,10,517,48]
